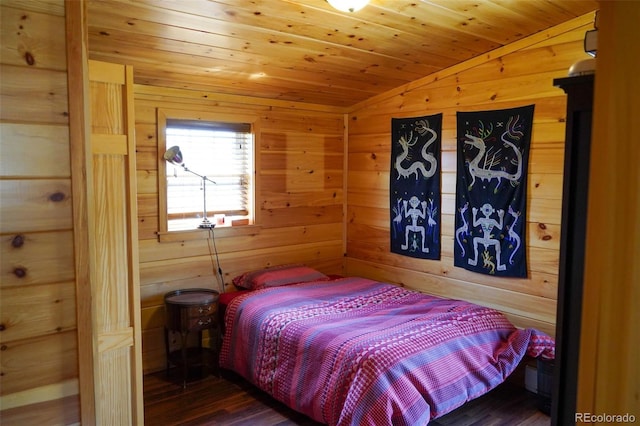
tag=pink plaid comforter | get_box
[220,277,554,425]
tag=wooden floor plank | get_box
[144,368,550,425]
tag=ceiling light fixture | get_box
[327,0,369,13]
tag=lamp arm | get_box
[181,165,216,185]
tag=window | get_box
[161,115,254,232]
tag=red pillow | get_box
[232,264,329,290]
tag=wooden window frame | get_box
[156,108,261,242]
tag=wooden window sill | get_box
[158,224,261,243]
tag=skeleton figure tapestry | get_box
[390,114,442,260]
[454,105,534,277]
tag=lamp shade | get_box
[163,146,183,165]
[327,0,369,13]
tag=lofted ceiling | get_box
[87,0,598,108]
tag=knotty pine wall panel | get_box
[345,17,595,336]
[133,86,345,372]
[0,1,80,423]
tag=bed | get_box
[219,265,555,425]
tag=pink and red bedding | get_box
[220,276,554,425]
[219,266,343,333]
[232,263,331,290]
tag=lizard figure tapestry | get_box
[390,114,442,260]
[454,105,534,277]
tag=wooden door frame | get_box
[66,1,96,423]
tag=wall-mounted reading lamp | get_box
[584,11,598,57]
[569,11,598,76]
[163,145,216,229]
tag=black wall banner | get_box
[454,105,534,277]
[390,114,442,260]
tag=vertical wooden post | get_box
[577,0,640,418]
[124,62,145,426]
[66,1,96,424]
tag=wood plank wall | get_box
[0,1,80,424]
[344,13,597,337]
[133,86,346,373]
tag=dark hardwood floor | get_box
[144,367,550,426]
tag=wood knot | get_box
[49,191,65,202]
[11,234,25,248]
[0,324,5,331]
[538,223,547,230]
[13,267,27,278]
[24,51,35,66]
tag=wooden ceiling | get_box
[87,0,598,108]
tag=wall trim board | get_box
[0,378,78,411]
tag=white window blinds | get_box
[165,120,252,228]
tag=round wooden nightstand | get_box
[164,288,220,388]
